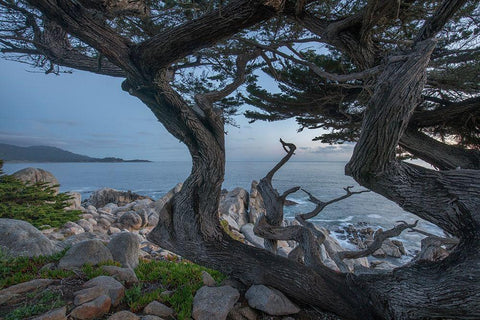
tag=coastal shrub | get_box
[81,260,121,279]
[0,160,81,228]
[125,284,164,312]
[131,260,225,319]
[5,288,64,320]
[0,249,120,289]
[0,249,69,289]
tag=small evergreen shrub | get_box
[0,160,81,228]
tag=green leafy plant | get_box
[0,160,81,228]
[80,260,121,279]
[0,249,69,289]
[5,289,64,320]
[132,259,225,319]
[125,284,164,312]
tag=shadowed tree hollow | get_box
[1,0,479,319]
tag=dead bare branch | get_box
[338,220,418,260]
[299,187,370,220]
[254,215,324,268]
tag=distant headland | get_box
[0,143,151,163]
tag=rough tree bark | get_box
[5,0,479,318]
[256,139,300,253]
[400,128,480,170]
[343,1,480,318]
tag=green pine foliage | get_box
[0,160,81,228]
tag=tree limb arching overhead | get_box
[1,0,479,318]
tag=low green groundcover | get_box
[1,248,225,320]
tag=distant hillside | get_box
[0,143,150,163]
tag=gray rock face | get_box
[0,279,54,305]
[414,237,450,262]
[240,224,265,249]
[248,180,265,224]
[32,306,67,320]
[201,270,216,287]
[107,232,140,268]
[377,239,404,258]
[86,188,150,208]
[141,316,164,320]
[144,301,174,318]
[81,276,125,307]
[61,221,85,236]
[319,227,369,271]
[228,304,258,320]
[70,294,111,320]
[101,265,139,286]
[76,219,93,232]
[245,285,300,316]
[153,183,183,213]
[107,310,140,320]
[192,286,240,320]
[12,167,60,194]
[0,219,59,257]
[219,188,249,229]
[118,211,143,231]
[57,232,110,249]
[148,183,183,228]
[58,239,113,269]
[65,192,82,210]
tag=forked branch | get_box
[254,215,324,268]
[338,220,418,260]
[299,187,370,220]
[265,138,296,182]
[255,139,299,253]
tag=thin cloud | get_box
[301,143,355,154]
[0,131,69,147]
[35,119,79,126]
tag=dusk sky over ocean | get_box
[0,59,354,162]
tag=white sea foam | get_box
[313,215,354,223]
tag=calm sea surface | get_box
[4,161,441,254]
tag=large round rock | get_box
[12,167,60,194]
[58,239,113,269]
[245,285,300,316]
[192,285,240,320]
[0,219,59,257]
[107,232,140,269]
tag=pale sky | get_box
[0,59,354,162]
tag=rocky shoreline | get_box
[0,167,435,320]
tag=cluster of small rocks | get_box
[34,183,183,262]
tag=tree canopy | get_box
[1,0,479,319]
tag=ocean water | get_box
[3,161,442,255]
